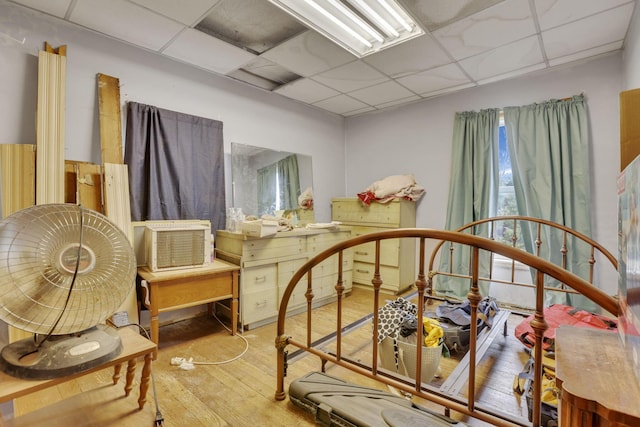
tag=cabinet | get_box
[215,228,352,330]
[331,198,416,294]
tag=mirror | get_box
[231,143,314,223]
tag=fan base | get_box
[0,324,123,380]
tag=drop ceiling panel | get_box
[400,0,505,31]
[68,0,185,51]
[548,41,624,67]
[261,30,356,77]
[312,61,389,93]
[459,35,544,81]
[534,0,633,31]
[363,34,452,78]
[397,63,471,95]
[274,78,341,104]
[312,94,370,115]
[541,3,634,60]
[239,57,300,85]
[348,80,417,106]
[433,0,536,61]
[163,28,255,74]
[130,0,220,26]
[10,0,71,18]
[196,0,306,54]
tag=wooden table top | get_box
[137,258,240,281]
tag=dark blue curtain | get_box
[124,102,226,231]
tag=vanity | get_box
[215,227,353,330]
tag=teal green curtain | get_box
[503,95,595,310]
[257,163,277,215]
[278,155,301,210]
[436,109,500,299]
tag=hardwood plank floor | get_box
[0,287,533,427]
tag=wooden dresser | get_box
[555,325,640,427]
[215,227,352,330]
[331,198,416,294]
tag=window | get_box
[495,119,524,249]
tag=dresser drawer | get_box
[242,288,278,325]
[332,198,402,226]
[353,262,401,287]
[278,258,308,287]
[308,230,351,252]
[242,264,277,293]
[351,226,400,266]
[243,236,306,261]
[315,254,353,278]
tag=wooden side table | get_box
[0,327,156,411]
[556,325,640,427]
[137,259,240,355]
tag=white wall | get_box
[344,54,623,295]
[0,2,345,222]
[623,2,640,90]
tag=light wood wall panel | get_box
[97,74,123,165]
[103,162,138,324]
[64,160,103,213]
[0,144,36,218]
[36,49,66,204]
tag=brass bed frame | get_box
[274,216,619,427]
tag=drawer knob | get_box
[355,251,368,256]
[254,275,267,283]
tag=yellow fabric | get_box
[541,373,558,406]
[422,317,444,347]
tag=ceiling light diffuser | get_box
[268,0,424,57]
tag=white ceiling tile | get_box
[312,61,389,93]
[397,63,471,94]
[274,78,341,104]
[348,81,417,106]
[68,0,185,51]
[542,3,634,60]
[458,35,544,80]
[375,95,422,110]
[421,82,477,99]
[535,0,633,30]
[312,95,370,115]
[548,41,623,67]
[129,0,220,26]
[343,106,377,116]
[433,0,536,60]
[401,0,505,31]
[475,62,546,85]
[363,35,452,78]
[163,28,255,74]
[9,0,71,18]
[261,30,356,77]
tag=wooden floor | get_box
[0,287,534,427]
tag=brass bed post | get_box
[414,237,427,393]
[334,250,344,361]
[466,246,482,411]
[371,240,383,375]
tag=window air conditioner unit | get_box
[143,222,212,272]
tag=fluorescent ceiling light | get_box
[268,0,424,57]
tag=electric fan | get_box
[0,203,136,379]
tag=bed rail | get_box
[427,216,618,301]
[274,228,619,427]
